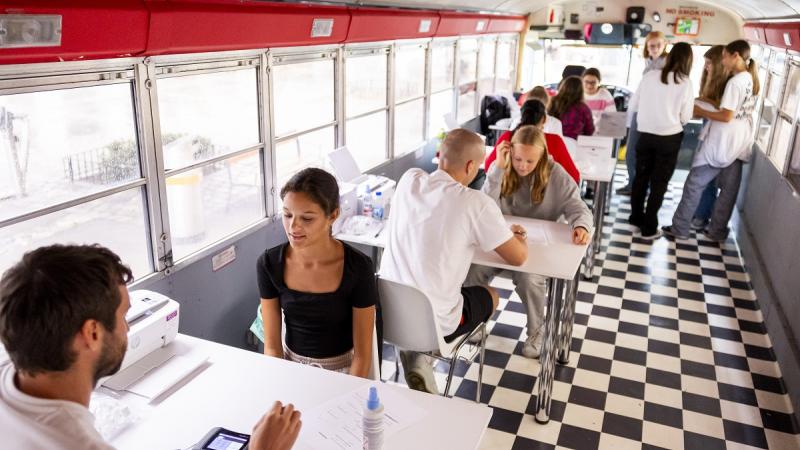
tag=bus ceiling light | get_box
[0,14,61,48]
[652,12,661,23]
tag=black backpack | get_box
[479,94,511,136]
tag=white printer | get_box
[117,289,180,373]
[327,147,396,232]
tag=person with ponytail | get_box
[690,45,731,231]
[466,126,593,359]
[627,42,694,240]
[485,99,580,183]
[664,40,759,242]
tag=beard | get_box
[92,331,127,386]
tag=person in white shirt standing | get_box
[627,42,695,239]
[379,129,529,394]
[0,244,302,450]
[664,40,760,242]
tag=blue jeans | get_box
[623,114,641,188]
[670,161,743,238]
[693,182,718,222]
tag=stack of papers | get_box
[298,385,427,450]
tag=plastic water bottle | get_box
[362,386,384,450]
[362,192,373,217]
[372,191,384,220]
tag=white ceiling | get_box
[329,0,800,20]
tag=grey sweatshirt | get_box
[482,158,594,233]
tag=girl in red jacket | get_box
[485,100,580,184]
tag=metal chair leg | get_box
[477,322,486,403]
[443,352,459,398]
[393,344,400,382]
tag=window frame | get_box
[343,44,391,168]
[393,40,430,156]
[0,35,524,285]
[0,61,160,278]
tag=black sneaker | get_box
[701,230,728,243]
[616,186,632,196]
[662,226,689,240]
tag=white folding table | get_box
[109,334,492,450]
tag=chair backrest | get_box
[562,136,578,157]
[377,278,442,353]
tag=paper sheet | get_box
[298,385,427,450]
[524,223,549,245]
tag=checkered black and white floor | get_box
[379,168,800,449]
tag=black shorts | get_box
[443,286,494,343]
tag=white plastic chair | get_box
[562,136,578,158]
[377,278,487,401]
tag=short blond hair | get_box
[643,31,668,59]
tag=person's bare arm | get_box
[494,225,528,266]
[349,306,375,378]
[695,106,734,123]
[261,298,283,358]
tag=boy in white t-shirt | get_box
[0,245,301,450]
[664,40,760,242]
[379,129,528,394]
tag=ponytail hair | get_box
[725,39,760,96]
[516,100,547,131]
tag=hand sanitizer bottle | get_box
[362,386,384,450]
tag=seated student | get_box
[548,76,595,140]
[526,86,563,136]
[485,100,580,184]
[379,128,528,394]
[467,126,592,358]
[258,168,376,378]
[0,244,302,450]
[582,68,618,123]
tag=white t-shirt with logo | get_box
[0,363,114,450]
[378,169,513,335]
[694,72,757,168]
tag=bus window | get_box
[477,37,496,105]
[457,38,478,123]
[496,38,517,93]
[158,69,260,170]
[0,189,151,278]
[0,82,152,278]
[0,84,139,223]
[346,49,389,169]
[157,67,264,261]
[429,42,456,136]
[272,54,336,187]
[394,43,426,155]
[544,40,630,87]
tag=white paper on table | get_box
[298,384,428,450]
[122,351,208,402]
[524,223,549,245]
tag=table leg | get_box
[535,278,565,424]
[584,180,606,279]
[558,270,580,364]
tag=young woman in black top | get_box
[257,168,377,378]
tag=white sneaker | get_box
[521,328,544,359]
[400,352,439,394]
